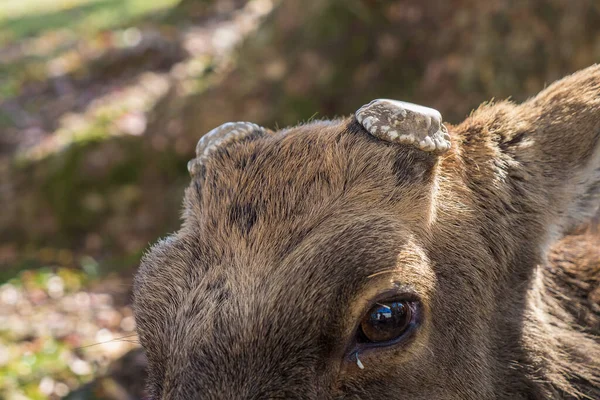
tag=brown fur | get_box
[134,66,600,399]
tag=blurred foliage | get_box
[1,0,600,398]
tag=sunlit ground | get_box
[0,0,178,42]
[0,0,178,99]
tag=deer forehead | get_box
[187,119,440,240]
[171,118,446,306]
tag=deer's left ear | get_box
[355,99,451,153]
[461,65,600,235]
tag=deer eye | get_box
[358,300,414,344]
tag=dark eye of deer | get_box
[359,301,412,343]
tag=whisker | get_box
[107,333,139,339]
[367,269,399,279]
[74,334,140,350]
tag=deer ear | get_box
[187,122,267,176]
[464,65,600,234]
[355,99,451,153]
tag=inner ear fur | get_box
[456,64,600,235]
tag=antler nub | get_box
[356,99,451,153]
[188,122,265,175]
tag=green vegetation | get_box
[0,0,178,44]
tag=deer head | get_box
[133,65,600,399]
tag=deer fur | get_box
[133,65,600,399]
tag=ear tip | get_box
[355,99,450,153]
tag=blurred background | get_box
[1,0,600,398]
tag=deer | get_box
[133,65,600,399]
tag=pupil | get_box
[360,301,411,343]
